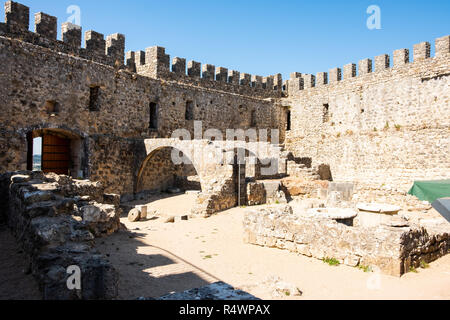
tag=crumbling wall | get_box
[243,206,450,276]
[0,171,121,299]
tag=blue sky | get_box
[13,0,450,79]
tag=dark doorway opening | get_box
[233,149,248,207]
[27,133,43,171]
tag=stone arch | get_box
[136,145,203,194]
[138,138,283,216]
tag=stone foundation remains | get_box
[243,205,450,276]
[0,171,121,299]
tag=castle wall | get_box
[284,36,450,192]
[1,1,449,199]
[0,1,278,196]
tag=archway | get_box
[136,146,202,195]
[26,128,85,178]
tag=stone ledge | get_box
[243,206,450,276]
[0,171,121,299]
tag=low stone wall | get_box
[243,206,450,276]
[0,171,121,299]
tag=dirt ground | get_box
[95,194,450,300]
[0,224,41,300]
[2,193,449,300]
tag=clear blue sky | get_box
[12,0,450,79]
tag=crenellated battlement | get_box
[2,1,447,101]
[126,45,283,98]
[288,34,450,94]
[0,1,125,67]
[0,1,283,98]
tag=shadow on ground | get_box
[0,224,41,300]
[95,227,257,300]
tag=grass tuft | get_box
[323,257,340,266]
[357,265,372,273]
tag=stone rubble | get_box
[156,281,260,300]
[0,171,121,299]
[243,204,450,276]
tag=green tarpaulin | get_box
[408,180,450,203]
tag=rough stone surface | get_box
[0,0,449,298]
[281,177,329,197]
[243,206,450,276]
[0,1,448,217]
[156,281,259,300]
[357,203,402,215]
[128,208,141,222]
[247,182,266,206]
[0,171,120,299]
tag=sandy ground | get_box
[0,224,41,300]
[95,194,450,300]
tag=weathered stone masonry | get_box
[0,1,281,200]
[2,1,447,203]
[244,206,450,276]
[284,37,450,194]
[0,171,121,299]
[0,0,448,298]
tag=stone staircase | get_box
[274,144,321,181]
[286,161,321,181]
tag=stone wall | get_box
[138,147,199,193]
[284,36,450,192]
[0,171,121,299]
[0,6,279,196]
[1,0,449,203]
[243,206,450,276]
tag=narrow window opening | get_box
[323,104,330,123]
[286,110,291,131]
[185,100,194,121]
[149,102,158,130]
[44,100,60,115]
[89,86,100,111]
[251,110,257,127]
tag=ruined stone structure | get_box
[284,37,450,196]
[0,1,449,298]
[0,171,121,299]
[244,205,450,276]
[0,1,448,213]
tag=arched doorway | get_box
[26,128,85,178]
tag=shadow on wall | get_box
[287,154,312,168]
[136,147,202,195]
[318,164,333,181]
